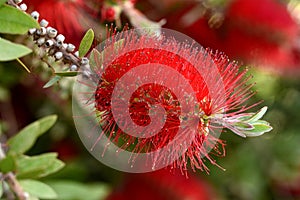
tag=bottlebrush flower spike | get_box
[72,28,272,174]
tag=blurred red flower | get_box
[165,0,299,72]
[51,139,79,161]
[106,169,215,200]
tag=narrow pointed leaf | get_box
[235,113,253,121]
[46,180,110,200]
[16,153,64,179]
[27,196,39,200]
[19,180,57,199]
[243,123,273,137]
[0,5,39,34]
[7,115,57,155]
[234,121,254,130]
[79,29,94,57]
[254,120,270,125]
[55,71,78,77]
[0,182,2,198]
[245,106,268,123]
[43,75,62,88]
[223,123,246,138]
[89,48,102,72]
[113,39,124,54]
[37,115,58,135]
[0,38,32,61]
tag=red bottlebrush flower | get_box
[24,0,89,46]
[73,28,271,174]
[165,0,299,72]
[106,169,215,200]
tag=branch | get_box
[6,0,91,77]
[0,145,27,200]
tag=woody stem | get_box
[0,145,27,200]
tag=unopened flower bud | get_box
[19,3,27,11]
[62,43,68,49]
[56,34,65,42]
[45,40,54,48]
[56,34,65,46]
[28,28,36,35]
[81,57,89,65]
[37,37,45,46]
[40,19,49,27]
[36,27,47,36]
[67,44,75,52]
[31,11,39,21]
[74,51,79,57]
[54,52,63,60]
[104,7,116,22]
[47,27,57,38]
[56,42,63,47]
[70,64,78,71]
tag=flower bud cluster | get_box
[7,0,91,74]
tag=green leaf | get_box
[43,75,62,88]
[38,115,58,134]
[243,122,273,137]
[0,5,39,34]
[89,39,124,72]
[89,48,102,71]
[254,120,269,125]
[7,115,57,155]
[234,122,254,131]
[16,153,64,179]
[0,37,32,61]
[0,155,16,173]
[55,71,78,77]
[27,196,39,200]
[0,182,2,198]
[19,180,57,199]
[0,0,6,6]
[245,106,268,123]
[79,29,94,57]
[46,180,110,200]
[113,39,124,54]
[235,113,253,121]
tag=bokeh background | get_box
[1,0,300,199]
